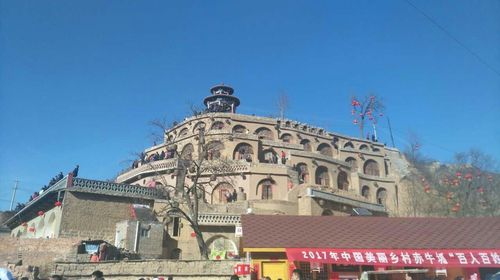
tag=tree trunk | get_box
[192,222,209,259]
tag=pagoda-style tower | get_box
[203,84,240,113]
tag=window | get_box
[233,143,253,161]
[377,188,387,205]
[210,121,225,130]
[296,163,309,183]
[205,141,224,160]
[173,217,180,237]
[262,149,277,164]
[361,186,370,199]
[179,128,189,137]
[317,143,333,157]
[232,125,247,134]
[345,157,358,171]
[258,179,275,200]
[315,166,330,186]
[301,139,312,152]
[344,142,354,149]
[337,171,349,190]
[363,160,380,176]
[181,143,194,160]
[262,185,272,200]
[140,228,150,238]
[212,182,234,204]
[255,127,274,140]
[280,133,293,143]
[192,121,206,134]
[359,144,369,151]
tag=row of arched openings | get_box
[210,179,275,204]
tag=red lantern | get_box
[28,227,35,232]
[21,222,28,227]
[455,172,462,178]
[55,201,62,207]
[465,173,473,181]
[191,232,196,238]
[37,210,44,217]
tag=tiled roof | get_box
[241,215,500,249]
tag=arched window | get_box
[233,143,254,162]
[280,133,293,143]
[345,157,358,171]
[315,166,330,186]
[232,125,247,134]
[344,142,354,149]
[321,209,333,216]
[257,179,275,200]
[301,139,312,152]
[212,182,235,204]
[361,186,370,199]
[192,121,206,134]
[296,163,309,183]
[262,149,277,164]
[373,147,380,152]
[255,127,274,140]
[317,143,333,157]
[210,121,225,130]
[359,144,369,151]
[181,143,194,160]
[364,160,380,176]
[377,188,387,206]
[179,128,189,137]
[337,171,349,190]
[206,236,238,260]
[206,141,224,160]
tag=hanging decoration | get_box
[55,201,62,207]
[37,210,44,217]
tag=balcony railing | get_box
[72,178,164,199]
[198,213,241,225]
[116,158,178,183]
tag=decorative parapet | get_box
[200,160,250,174]
[306,187,386,213]
[71,178,164,199]
[198,213,241,225]
[116,158,178,183]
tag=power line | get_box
[404,0,500,77]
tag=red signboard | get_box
[286,248,500,268]
[234,264,251,275]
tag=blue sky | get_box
[1,0,499,210]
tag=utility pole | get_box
[10,180,19,211]
[387,117,396,148]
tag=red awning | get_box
[286,248,500,268]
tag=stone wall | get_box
[0,237,80,277]
[59,192,140,242]
[52,260,239,280]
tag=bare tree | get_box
[277,92,289,120]
[140,126,237,259]
[351,95,384,139]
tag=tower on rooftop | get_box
[203,84,240,113]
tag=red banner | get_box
[233,264,251,275]
[286,248,500,268]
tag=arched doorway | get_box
[181,143,194,160]
[205,141,224,160]
[315,166,330,187]
[233,143,254,162]
[257,179,275,200]
[301,139,312,151]
[337,171,349,190]
[296,163,309,184]
[211,182,235,204]
[255,127,274,140]
[206,236,238,260]
[364,160,380,176]
[345,157,358,171]
[317,143,333,157]
[377,188,387,206]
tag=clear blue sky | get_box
[1,0,499,210]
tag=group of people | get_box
[224,189,238,203]
[132,149,177,169]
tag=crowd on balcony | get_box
[132,148,177,169]
[13,165,79,213]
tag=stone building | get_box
[115,84,409,260]
[4,175,164,246]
